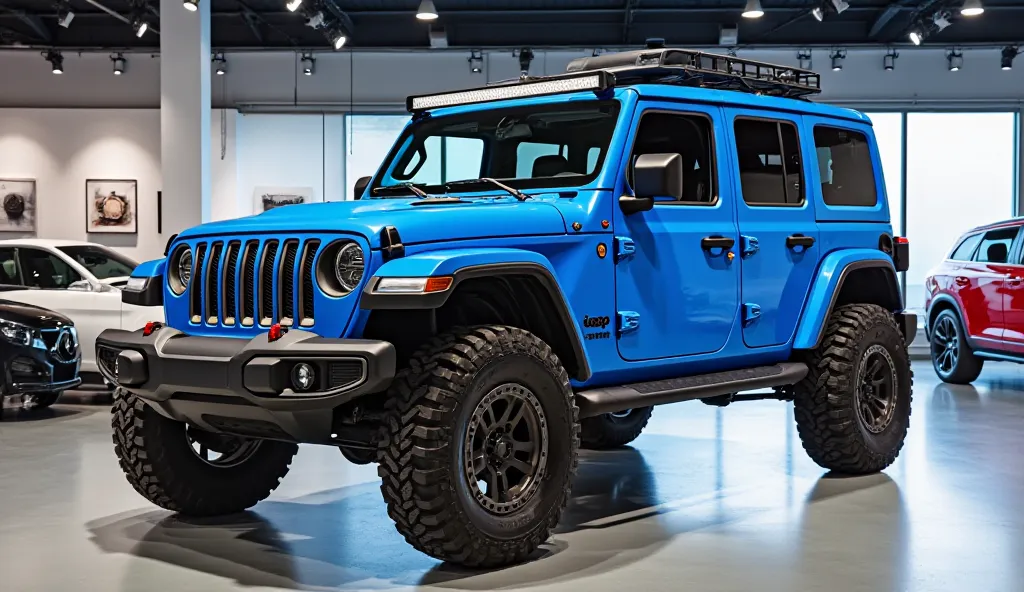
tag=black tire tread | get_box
[793,303,913,474]
[111,388,297,516]
[377,325,579,567]
[580,407,653,449]
[931,309,984,384]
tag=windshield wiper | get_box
[372,182,430,198]
[445,178,529,202]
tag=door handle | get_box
[954,276,970,286]
[1007,275,1023,285]
[701,236,735,251]
[785,234,815,249]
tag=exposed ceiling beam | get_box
[0,3,52,43]
[622,0,640,44]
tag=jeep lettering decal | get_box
[583,315,610,329]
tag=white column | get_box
[160,0,211,235]
[1017,108,1023,218]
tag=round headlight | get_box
[179,249,193,286]
[335,242,365,293]
[168,245,192,295]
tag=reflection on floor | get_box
[2,362,1024,591]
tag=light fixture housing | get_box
[285,0,302,12]
[947,49,963,72]
[797,49,812,70]
[45,50,64,74]
[416,0,439,20]
[212,52,227,75]
[132,13,149,38]
[909,29,923,46]
[1002,46,1018,70]
[812,0,848,21]
[469,49,483,73]
[183,0,199,11]
[111,53,126,75]
[301,51,315,75]
[741,0,764,19]
[327,27,347,50]
[830,48,846,71]
[57,2,74,28]
[961,0,984,17]
[883,49,897,71]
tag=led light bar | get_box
[407,71,615,112]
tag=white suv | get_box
[0,239,163,375]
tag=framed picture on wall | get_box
[0,178,37,232]
[86,179,137,234]
[253,186,314,214]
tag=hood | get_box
[178,197,569,247]
[0,299,72,329]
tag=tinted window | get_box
[18,249,82,289]
[974,227,1018,264]
[630,112,716,204]
[0,248,22,286]
[814,126,878,207]
[57,245,137,279]
[734,119,803,205]
[516,142,565,178]
[950,233,983,261]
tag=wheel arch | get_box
[360,249,591,381]
[793,250,903,351]
[926,294,969,343]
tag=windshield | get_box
[57,245,137,280]
[371,100,620,196]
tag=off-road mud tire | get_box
[580,407,653,449]
[111,388,298,516]
[794,304,913,474]
[377,325,579,568]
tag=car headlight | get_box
[0,319,34,347]
[167,245,192,295]
[317,240,365,296]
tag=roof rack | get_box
[566,48,821,99]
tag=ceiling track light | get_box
[212,52,227,75]
[908,25,925,46]
[43,49,63,74]
[961,0,984,17]
[883,48,898,71]
[183,0,199,11]
[111,52,126,75]
[326,27,347,50]
[1002,46,1018,71]
[416,0,439,21]
[742,0,764,19]
[468,49,483,73]
[812,0,849,22]
[829,48,846,71]
[300,51,315,75]
[797,49,812,70]
[285,0,303,12]
[57,1,74,28]
[947,48,964,72]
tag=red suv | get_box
[926,218,1024,383]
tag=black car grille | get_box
[188,238,321,328]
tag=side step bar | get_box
[575,362,809,419]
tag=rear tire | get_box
[930,309,984,384]
[111,388,298,516]
[580,407,653,449]
[378,326,579,567]
[793,304,913,475]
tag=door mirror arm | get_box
[619,195,654,215]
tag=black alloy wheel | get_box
[931,314,960,376]
[856,345,898,434]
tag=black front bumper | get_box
[95,327,396,443]
[4,345,81,396]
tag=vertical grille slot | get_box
[205,242,223,324]
[222,242,240,325]
[278,240,299,326]
[189,243,208,324]
[298,240,319,327]
[259,240,280,326]
[241,240,259,326]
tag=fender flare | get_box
[925,293,972,345]
[792,249,901,350]
[360,248,591,381]
[122,258,166,307]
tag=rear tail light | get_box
[893,236,909,272]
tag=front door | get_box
[614,103,739,361]
[726,112,820,348]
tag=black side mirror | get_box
[353,176,371,200]
[620,153,684,215]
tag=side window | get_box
[813,126,878,207]
[629,111,716,204]
[18,249,82,289]
[974,227,1019,264]
[734,118,804,205]
[950,233,983,261]
[0,248,22,286]
[516,142,565,178]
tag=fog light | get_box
[291,362,316,392]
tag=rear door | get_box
[726,111,819,348]
[954,225,1019,347]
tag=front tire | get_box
[930,309,983,384]
[25,391,61,409]
[793,304,913,475]
[378,326,579,567]
[580,407,653,449]
[111,388,298,516]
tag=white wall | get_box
[0,108,235,262]
[1,48,1022,109]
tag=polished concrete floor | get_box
[2,361,1024,592]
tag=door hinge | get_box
[615,237,635,262]
[618,311,640,334]
[740,235,759,258]
[742,303,761,325]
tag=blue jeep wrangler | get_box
[99,47,915,567]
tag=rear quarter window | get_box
[949,233,983,261]
[813,125,878,207]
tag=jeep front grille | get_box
[188,238,321,328]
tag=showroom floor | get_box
[2,361,1022,592]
